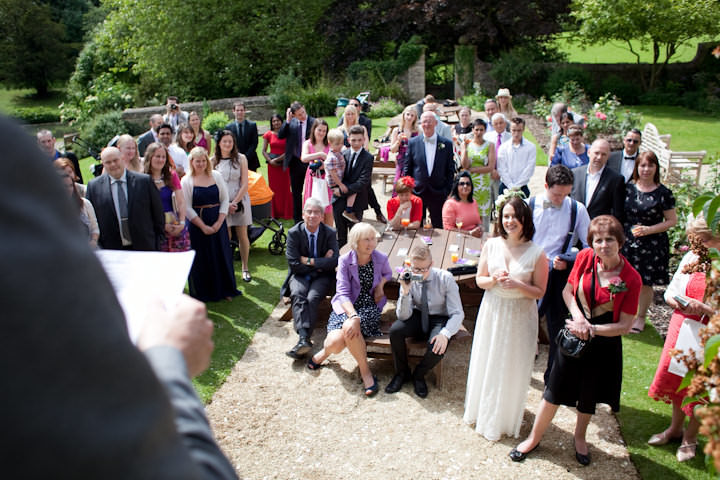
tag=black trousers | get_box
[539,267,571,383]
[389,310,449,379]
[332,198,362,248]
[289,156,307,224]
[288,274,332,334]
[418,191,445,228]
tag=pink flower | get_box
[680,245,689,252]
[595,111,607,121]
[546,115,552,123]
[609,276,623,286]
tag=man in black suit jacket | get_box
[87,147,165,250]
[403,111,456,228]
[571,138,626,222]
[282,197,339,359]
[607,128,642,182]
[137,113,163,157]
[2,114,237,479]
[278,101,316,224]
[224,101,259,171]
[332,125,374,247]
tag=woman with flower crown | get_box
[511,215,641,466]
[464,194,548,441]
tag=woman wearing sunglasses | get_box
[442,171,483,237]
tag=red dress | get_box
[648,271,707,416]
[263,130,292,219]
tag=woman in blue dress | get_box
[551,124,589,169]
[181,147,241,302]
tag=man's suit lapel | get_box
[576,169,587,206]
[589,168,610,207]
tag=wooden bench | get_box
[366,320,471,389]
[373,159,396,193]
[641,122,705,184]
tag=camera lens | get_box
[401,271,412,281]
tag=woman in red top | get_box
[646,214,719,462]
[511,215,641,466]
[386,177,422,231]
[262,114,292,219]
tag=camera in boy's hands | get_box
[400,270,423,283]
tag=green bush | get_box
[459,82,491,111]
[367,97,403,119]
[268,70,303,113]
[300,79,338,118]
[9,107,60,124]
[489,43,566,96]
[202,111,230,137]
[78,111,130,158]
[600,75,642,105]
[61,72,135,125]
[544,66,592,98]
[584,93,642,142]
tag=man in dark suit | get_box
[278,101,316,224]
[87,147,165,250]
[2,114,237,479]
[332,125,374,247]
[282,197,339,359]
[403,111,456,228]
[571,138,626,222]
[137,113,163,157]
[225,101,259,171]
[607,128,642,182]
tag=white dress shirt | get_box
[168,145,188,173]
[530,193,590,261]
[621,150,637,182]
[585,165,605,205]
[423,133,437,175]
[396,267,464,339]
[496,138,536,188]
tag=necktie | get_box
[542,200,559,210]
[420,280,430,335]
[238,121,244,138]
[115,179,131,243]
[349,152,357,176]
[309,233,316,258]
[497,133,502,150]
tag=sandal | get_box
[648,431,683,446]
[676,442,697,462]
[242,270,252,282]
[307,357,322,370]
[364,375,379,397]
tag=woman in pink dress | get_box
[389,105,419,194]
[301,119,333,226]
[262,114,292,219]
[188,111,212,153]
[442,171,483,237]
[646,214,719,463]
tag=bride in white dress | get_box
[464,196,548,441]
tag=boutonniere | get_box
[607,276,627,297]
[438,142,446,150]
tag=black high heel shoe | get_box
[509,444,538,462]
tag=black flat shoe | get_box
[413,377,428,398]
[364,375,379,397]
[286,336,312,359]
[307,357,322,370]
[385,373,410,394]
[575,449,591,466]
[509,444,538,462]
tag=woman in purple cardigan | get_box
[308,222,392,397]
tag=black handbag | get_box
[556,255,596,358]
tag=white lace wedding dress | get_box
[463,236,544,441]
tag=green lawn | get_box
[631,105,720,157]
[0,88,63,112]
[619,322,713,479]
[549,35,716,64]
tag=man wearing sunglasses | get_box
[385,245,464,398]
[608,128,642,182]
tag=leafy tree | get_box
[0,0,70,96]
[319,0,571,70]
[570,0,720,89]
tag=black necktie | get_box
[115,179,131,243]
[309,233,316,258]
[237,121,244,138]
[420,280,429,334]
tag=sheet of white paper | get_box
[397,247,409,257]
[95,250,195,343]
[668,318,705,377]
[448,244,459,252]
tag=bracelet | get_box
[348,313,359,319]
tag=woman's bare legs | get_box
[323,211,334,228]
[631,285,653,331]
[235,225,250,273]
[515,399,560,453]
[342,317,374,388]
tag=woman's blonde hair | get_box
[188,146,213,176]
[399,105,418,131]
[116,134,141,172]
[348,222,377,251]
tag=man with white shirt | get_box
[571,139,625,222]
[497,117,536,198]
[484,113,511,211]
[157,123,187,177]
[403,112,455,228]
[529,165,590,382]
[422,102,452,140]
[607,128,642,182]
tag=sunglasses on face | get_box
[624,138,639,144]
[458,182,472,186]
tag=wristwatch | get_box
[306,257,312,265]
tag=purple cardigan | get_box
[331,249,393,314]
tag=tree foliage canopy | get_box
[570,0,720,88]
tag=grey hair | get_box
[348,222,377,251]
[303,197,323,212]
[490,112,507,124]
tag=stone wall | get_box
[122,95,274,130]
[400,51,425,102]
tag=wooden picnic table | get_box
[340,227,486,305]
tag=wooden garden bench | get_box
[641,123,705,185]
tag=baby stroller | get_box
[231,170,286,256]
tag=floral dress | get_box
[327,261,382,338]
[466,141,492,217]
[622,183,675,285]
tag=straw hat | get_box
[496,88,512,98]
